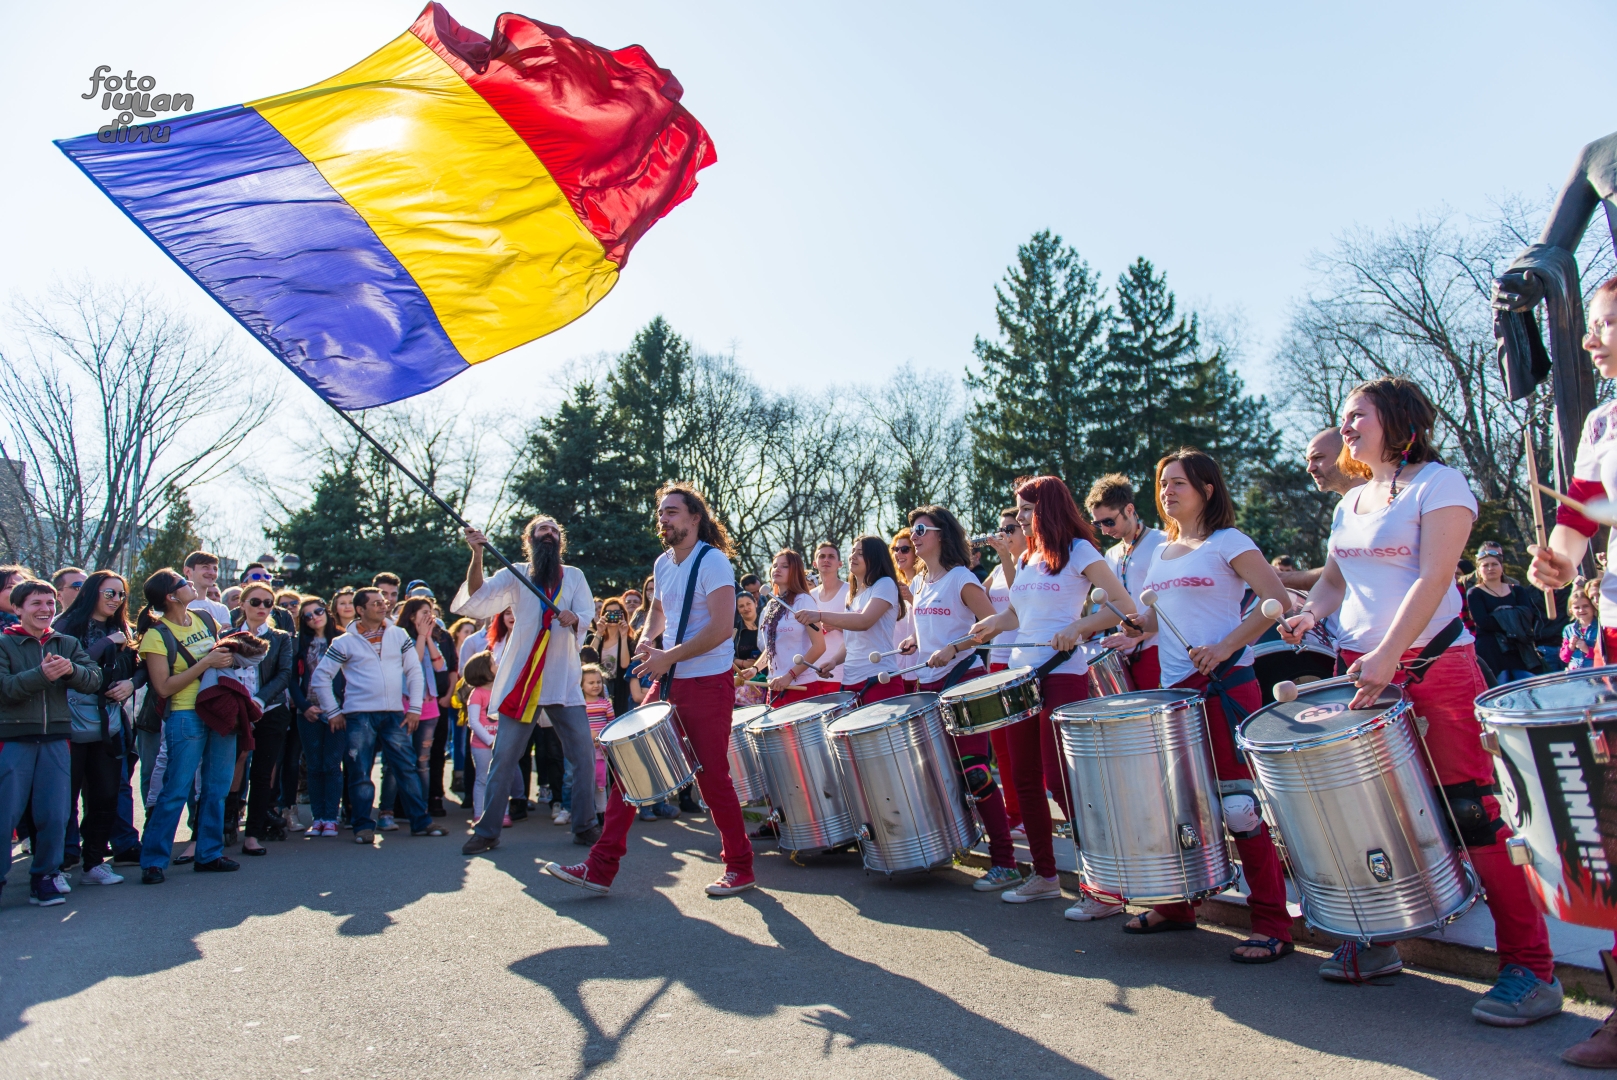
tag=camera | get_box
[605,610,623,623]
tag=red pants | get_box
[986,663,1022,828]
[921,673,1016,870]
[1127,645,1160,690]
[770,684,824,707]
[1342,643,1554,980]
[1152,674,1293,942]
[842,677,908,706]
[586,673,753,885]
[1003,672,1084,880]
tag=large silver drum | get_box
[729,705,771,804]
[598,701,698,806]
[829,694,982,874]
[746,693,861,853]
[1054,690,1235,903]
[1085,646,1136,699]
[1238,682,1478,943]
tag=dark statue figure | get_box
[1493,132,1612,487]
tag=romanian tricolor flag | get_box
[56,4,715,409]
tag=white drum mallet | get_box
[875,634,981,684]
[1272,671,1359,703]
[1087,586,1142,631]
[1138,590,1285,655]
[867,647,907,664]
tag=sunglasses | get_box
[245,572,271,582]
[245,597,274,608]
[1000,523,1020,534]
[100,588,126,600]
[909,522,936,539]
[63,581,83,590]
[892,544,913,555]
[1092,515,1118,529]
[304,606,327,617]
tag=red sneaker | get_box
[542,861,610,895]
[705,870,757,897]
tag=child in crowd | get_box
[458,651,504,826]
[1564,580,1602,671]
[581,663,613,820]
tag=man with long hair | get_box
[454,515,598,854]
[545,482,757,897]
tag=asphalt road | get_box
[0,804,1607,1080]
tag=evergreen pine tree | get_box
[606,316,691,501]
[966,231,1108,515]
[133,485,202,582]
[505,382,659,595]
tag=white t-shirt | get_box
[764,592,822,687]
[984,565,1013,667]
[1009,539,1104,677]
[189,597,232,626]
[1329,462,1477,654]
[910,565,985,682]
[842,576,900,683]
[1571,399,1617,622]
[1104,526,1166,652]
[811,580,849,684]
[649,543,736,679]
[1142,529,1262,688]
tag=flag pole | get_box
[325,403,561,616]
[1524,391,1556,619]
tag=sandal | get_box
[1122,912,1196,935]
[1230,937,1295,964]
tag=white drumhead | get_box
[600,701,676,742]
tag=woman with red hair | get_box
[969,476,1137,915]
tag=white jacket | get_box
[309,622,425,717]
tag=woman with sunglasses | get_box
[902,505,1021,892]
[890,529,921,692]
[53,571,142,885]
[232,582,295,856]
[291,597,344,836]
[969,478,1138,913]
[795,534,908,704]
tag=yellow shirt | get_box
[138,614,218,713]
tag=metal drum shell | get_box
[1237,691,1479,943]
[745,693,861,853]
[1085,647,1136,699]
[829,694,982,875]
[599,703,697,806]
[937,667,1042,736]
[1054,690,1237,904]
[729,705,771,804]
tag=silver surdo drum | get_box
[1085,646,1137,699]
[937,667,1041,736]
[1238,682,1478,942]
[1476,669,1617,931]
[829,694,982,874]
[1053,690,1236,903]
[746,692,861,853]
[598,701,698,806]
[729,704,771,804]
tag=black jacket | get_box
[1467,584,1544,674]
[252,625,296,712]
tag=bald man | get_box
[1279,428,1356,591]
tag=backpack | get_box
[134,610,220,732]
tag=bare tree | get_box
[0,281,275,574]
[858,364,971,530]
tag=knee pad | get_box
[1221,793,1263,839]
[1442,780,1503,848]
[959,755,995,799]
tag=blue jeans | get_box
[298,714,345,822]
[345,712,429,833]
[0,739,70,879]
[112,752,140,852]
[141,710,236,869]
[1497,668,1540,684]
[378,716,436,817]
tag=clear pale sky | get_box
[6,1,1617,548]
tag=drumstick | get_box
[1138,589,1191,652]
[876,634,981,684]
[1087,587,1142,631]
[1272,673,1359,703]
[1523,407,1556,619]
[867,647,905,664]
[971,641,1052,650]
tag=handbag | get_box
[66,689,108,744]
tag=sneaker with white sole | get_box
[705,871,757,896]
[1065,895,1125,921]
[51,872,71,895]
[1002,874,1063,903]
[1471,965,1563,1027]
[543,861,610,895]
[554,808,572,826]
[378,814,399,832]
[1319,940,1402,982]
[305,822,323,838]
[973,865,1024,892]
[80,864,123,886]
[320,821,339,837]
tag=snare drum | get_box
[1237,682,1478,942]
[937,667,1041,736]
[829,694,982,874]
[1053,690,1236,903]
[1085,647,1136,699]
[1476,668,1617,930]
[729,705,770,804]
[746,692,861,853]
[598,701,698,806]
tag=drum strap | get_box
[1401,618,1464,684]
[656,544,712,703]
[1205,657,1258,759]
[1034,649,1076,680]
[937,651,984,691]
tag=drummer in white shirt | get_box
[1288,376,1558,1025]
[750,551,825,707]
[796,535,907,704]
[1084,474,1167,689]
[808,543,849,693]
[968,477,1137,916]
[981,508,1027,837]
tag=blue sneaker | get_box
[1471,964,1563,1026]
[29,874,65,907]
[653,801,680,820]
[639,805,658,821]
[973,865,1024,892]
